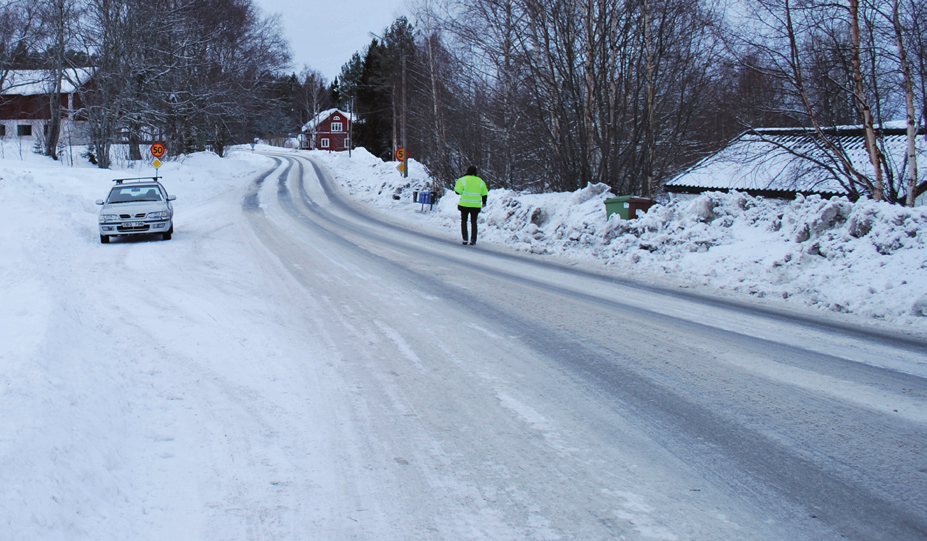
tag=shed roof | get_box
[1,69,94,96]
[666,126,927,197]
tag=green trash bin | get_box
[604,196,656,220]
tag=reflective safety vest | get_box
[455,175,488,208]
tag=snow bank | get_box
[597,192,927,322]
[310,149,927,328]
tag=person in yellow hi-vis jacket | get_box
[454,165,489,245]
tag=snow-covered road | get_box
[2,148,926,540]
[238,152,927,539]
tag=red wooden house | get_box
[300,108,352,151]
[0,69,93,144]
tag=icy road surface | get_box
[237,153,927,539]
[3,150,925,540]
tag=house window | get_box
[0,125,6,136]
[320,137,330,148]
[344,138,350,149]
[331,122,343,132]
[17,124,31,136]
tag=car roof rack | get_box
[113,177,160,184]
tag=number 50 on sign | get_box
[150,142,166,158]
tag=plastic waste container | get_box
[604,196,656,220]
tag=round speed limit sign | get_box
[150,142,166,158]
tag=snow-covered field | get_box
[0,148,320,538]
[1,143,925,538]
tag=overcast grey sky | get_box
[255,0,410,82]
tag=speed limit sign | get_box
[395,147,407,162]
[150,142,166,158]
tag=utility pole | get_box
[401,51,408,178]
[391,80,398,159]
[644,0,655,199]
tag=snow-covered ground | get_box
[311,147,927,329]
[1,144,925,538]
[1,148,322,538]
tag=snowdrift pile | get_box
[312,149,927,327]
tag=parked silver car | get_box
[96,178,175,243]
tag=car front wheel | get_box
[100,234,109,244]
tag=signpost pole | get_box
[150,142,166,179]
[395,147,409,177]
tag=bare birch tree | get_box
[731,0,925,204]
[34,0,79,160]
[888,0,920,206]
[848,0,885,200]
[296,68,329,130]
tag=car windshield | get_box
[107,186,163,203]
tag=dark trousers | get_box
[459,206,480,244]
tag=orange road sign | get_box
[150,142,166,158]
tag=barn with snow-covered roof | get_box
[665,126,927,205]
[0,69,93,145]
[299,108,353,151]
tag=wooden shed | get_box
[665,126,927,205]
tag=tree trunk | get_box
[644,0,655,198]
[43,0,69,161]
[128,118,142,160]
[782,0,871,195]
[45,71,62,160]
[849,0,885,201]
[422,13,444,184]
[893,0,918,207]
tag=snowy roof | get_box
[666,127,927,196]
[0,69,94,96]
[301,108,355,133]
